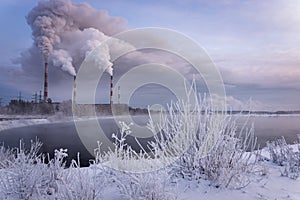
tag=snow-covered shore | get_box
[0,114,76,131]
[178,148,300,200]
[180,166,299,199]
[0,114,141,132]
[81,162,300,200]
[0,115,49,131]
[0,148,299,200]
[95,145,300,200]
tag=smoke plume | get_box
[87,42,113,76]
[26,0,126,76]
[50,49,75,76]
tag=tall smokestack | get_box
[118,85,120,104]
[73,75,77,104]
[110,73,113,106]
[43,60,48,102]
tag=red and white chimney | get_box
[43,60,48,102]
[110,74,113,106]
[73,75,77,104]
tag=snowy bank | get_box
[0,114,78,132]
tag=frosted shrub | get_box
[147,98,201,167]
[96,82,259,191]
[95,121,154,172]
[196,119,257,188]
[267,135,300,179]
[0,141,108,199]
[281,149,300,180]
[45,148,69,196]
[55,159,105,200]
[49,149,107,199]
[0,139,54,199]
[112,170,176,200]
[146,87,257,188]
[267,137,290,166]
[95,121,177,199]
[0,144,15,169]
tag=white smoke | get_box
[32,16,57,59]
[50,49,76,76]
[60,28,114,76]
[26,0,126,76]
[90,44,114,76]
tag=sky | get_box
[0,0,300,111]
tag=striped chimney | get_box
[110,74,113,106]
[118,85,120,104]
[73,75,77,104]
[43,60,48,102]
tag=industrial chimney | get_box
[43,60,48,102]
[73,75,77,104]
[110,73,113,106]
[118,85,120,104]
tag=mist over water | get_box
[238,115,300,148]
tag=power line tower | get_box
[0,98,2,107]
[18,92,22,102]
[32,92,38,104]
[39,91,42,103]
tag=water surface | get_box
[0,115,299,166]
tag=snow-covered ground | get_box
[0,154,299,200]
[96,146,299,200]
[0,114,75,131]
[91,148,300,200]
[179,145,299,200]
[0,114,138,131]
[14,146,300,200]
[0,118,50,131]
[0,115,48,131]
[179,159,300,200]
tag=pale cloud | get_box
[1,0,300,110]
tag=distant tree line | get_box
[0,99,58,115]
[0,99,149,116]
